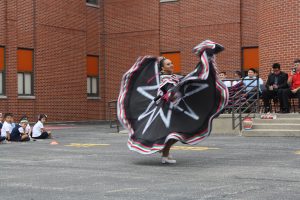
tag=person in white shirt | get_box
[32,114,52,139]
[19,115,32,137]
[10,119,30,142]
[219,71,232,87]
[243,68,264,93]
[1,113,14,141]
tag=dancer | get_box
[118,40,228,164]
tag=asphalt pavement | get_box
[0,123,299,200]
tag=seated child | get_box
[32,114,52,139]
[1,113,14,141]
[10,119,30,142]
[19,115,32,137]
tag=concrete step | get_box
[252,123,300,129]
[242,129,300,137]
[253,118,300,124]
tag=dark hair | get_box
[272,63,280,69]
[159,57,166,72]
[4,113,13,119]
[294,59,300,64]
[220,71,226,75]
[234,71,242,78]
[248,68,257,73]
[20,115,28,121]
[38,114,47,121]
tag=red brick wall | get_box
[160,1,180,53]
[258,0,300,81]
[0,0,298,121]
[104,0,160,102]
[158,0,243,79]
[241,0,259,47]
[0,0,106,121]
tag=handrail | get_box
[223,77,260,132]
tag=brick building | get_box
[0,0,299,121]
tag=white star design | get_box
[137,63,208,134]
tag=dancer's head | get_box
[159,58,174,75]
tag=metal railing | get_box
[222,77,260,132]
[108,100,119,132]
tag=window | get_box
[161,52,181,74]
[0,47,4,95]
[87,55,99,97]
[17,49,33,95]
[242,47,259,72]
[86,0,98,5]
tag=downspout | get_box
[33,0,37,118]
[101,0,108,120]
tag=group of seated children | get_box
[0,113,52,143]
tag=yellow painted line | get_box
[65,143,110,148]
[171,146,219,151]
[295,150,300,155]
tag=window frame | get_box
[17,72,33,96]
[87,55,100,97]
[87,76,99,97]
[17,48,34,96]
[0,46,5,95]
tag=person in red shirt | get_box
[279,59,300,113]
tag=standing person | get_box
[32,114,52,139]
[262,63,288,112]
[118,40,228,164]
[10,119,30,142]
[279,59,300,113]
[159,58,180,164]
[1,113,14,142]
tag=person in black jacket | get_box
[262,63,288,112]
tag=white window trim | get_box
[87,97,101,100]
[160,0,178,3]
[0,95,7,99]
[18,96,36,100]
[86,3,99,8]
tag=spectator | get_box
[32,114,52,139]
[219,71,232,87]
[279,59,300,113]
[262,63,288,113]
[0,113,5,143]
[1,113,14,142]
[20,115,32,137]
[243,68,264,93]
[10,119,30,142]
[232,71,242,86]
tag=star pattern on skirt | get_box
[136,64,209,134]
